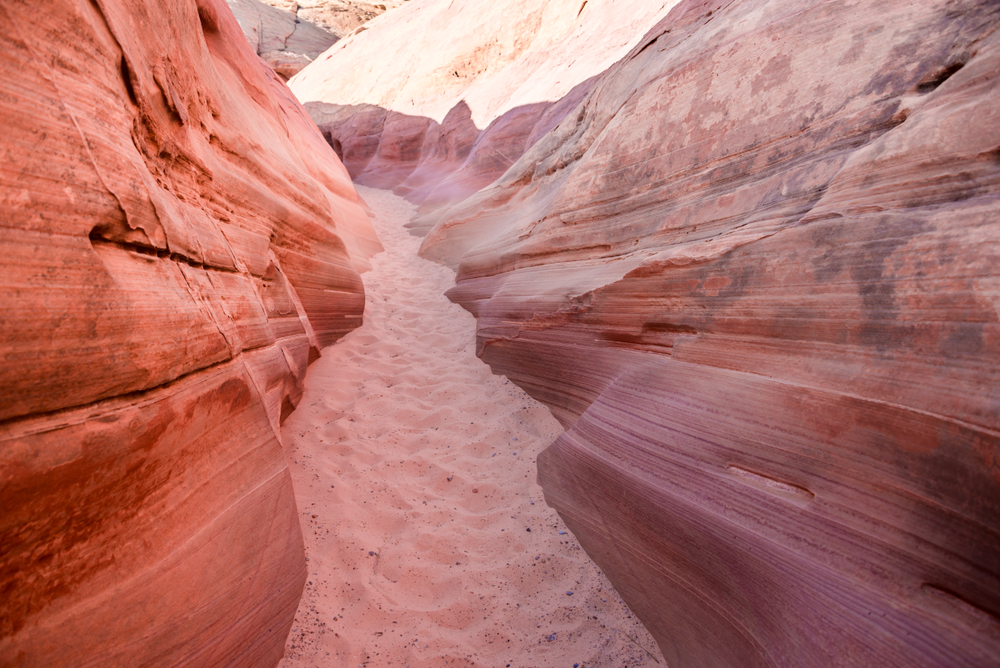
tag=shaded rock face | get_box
[226,0,338,78]
[290,0,678,222]
[306,81,594,231]
[420,0,1000,665]
[0,0,379,666]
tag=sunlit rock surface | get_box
[0,0,379,666]
[257,0,407,38]
[290,0,679,226]
[421,0,1000,665]
[226,0,338,78]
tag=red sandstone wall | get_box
[422,0,1000,665]
[0,0,379,666]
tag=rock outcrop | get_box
[0,1,379,666]
[226,0,338,78]
[417,0,1000,665]
[258,0,407,39]
[290,0,679,226]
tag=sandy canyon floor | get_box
[276,187,666,668]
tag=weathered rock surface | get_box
[419,0,1000,665]
[290,0,679,223]
[226,0,338,78]
[259,0,407,38]
[0,0,379,666]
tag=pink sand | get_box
[277,187,664,668]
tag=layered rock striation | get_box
[290,0,679,226]
[418,0,1000,665]
[0,0,379,666]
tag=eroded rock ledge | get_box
[418,0,1000,665]
[0,0,378,666]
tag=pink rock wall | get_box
[305,91,594,228]
[422,0,1000,665]
[0,0,379,666]
[290,0,678,219]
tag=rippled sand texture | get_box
[277,186,665,668]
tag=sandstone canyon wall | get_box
[257,0,408,39]
[0,1,379,666]
[226,0,339,79]
[415,0,1000,665]
[290,0,680,226]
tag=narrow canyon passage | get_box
[276,187,665,668]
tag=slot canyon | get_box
[0,0,997,667]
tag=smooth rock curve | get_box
[422,0,1000,665]
[0,0,379,666]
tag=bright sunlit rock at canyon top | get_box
[1,0,998,667]
[288,0,682,126]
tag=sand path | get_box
[277,187,664,668]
